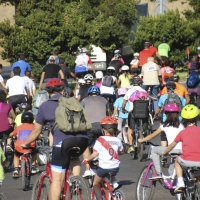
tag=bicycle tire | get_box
[3,139,14,172]
[136,165,156,200]
[31,175,50,200]
[137,130,144,162]
[70,176,90,200]
[114,189,126,200]
[21,160,30,191]
[0,193,6,200]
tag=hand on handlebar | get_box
[138,138,144,143]
[82,159,89,164]
[21,143,31,149]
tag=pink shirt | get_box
[0,102,12,132]
[111,57,125,64]
[160,67,175,85]
[95,81,102,89]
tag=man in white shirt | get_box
[6,67,29,112]
[0,64,6,90]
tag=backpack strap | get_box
[69,110,75,132]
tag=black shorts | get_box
[87,123,103,146]
[75,72,87,79]
[9,94,27,111]
[160,131,167,142]
[0,127,14,138]
[15,148,37,157]
[130,68,140,75]
[96,167,119,178]
[51,136,88,169]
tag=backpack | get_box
[163,93,182,113]
[53,97,92,133]
[163,67,173,81]
[33,91,49,109]
[187,71,200,88]
[102,75,113,87]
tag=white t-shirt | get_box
[6,76,28,96]
[23,76,36,96]
[0,75,4,82]
[160,124,184,150]
[93,136,123,169]
[124,86,146,111]
[100,76,116,95]
[75,54,89,69]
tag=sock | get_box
[177,177,184,183]
[113,181,118,188]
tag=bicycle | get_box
[136,142,200,200]
[84,160,126,200]
[32,147,90,200]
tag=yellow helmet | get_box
[181,104,199,119]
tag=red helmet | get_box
[46,78,64,88]
[100,116,118,130]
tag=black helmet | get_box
[166,80,176,90]
[21,112,34,124]
[162,37,167,43]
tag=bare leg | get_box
[49,132,53,147]
[93,174,103,200]
[127,127,133,145]
[82,146,90,171]
[175,157,183,178]
[13,154,19,168]
[161,141,167,147]
[70,157,81,176]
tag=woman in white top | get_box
[130,53,140,75]
[138,104,184,179]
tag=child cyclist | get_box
[83,116,124,200]
[163,105,200,192]
[138,104,184,179]
[15,103,30,127]
[10,112,40,178]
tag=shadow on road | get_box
[119,180,135,186]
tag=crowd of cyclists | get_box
[0,39,200,199]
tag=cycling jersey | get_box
[158,43,170,58]
[11,60,32,77]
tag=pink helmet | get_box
[137,91,148,99]
[164,104,179,113]
[118,88,127,96]
[129,90,148,102]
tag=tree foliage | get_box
[0,0,139,77]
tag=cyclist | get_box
[82,85,110,177]
[111,50,125,64]
[109,53,123,74]
[74,79,85,99]
[149,41,163,63]
[77,74,93,102]
[130,53,140,75]
[6,67,29,112]
[83,116,124,200]
[10,112,39,177]
[15,103,30,127]
[163,105,200,192]
[117,65,131,88]
[138,104,183,179]
[154,81,186,147]
[75,47,95,78]
[158,38,170,61]
[95,71,103,89]
[46,50,60,65]
[121,77,146,153]
[22,78,88,200]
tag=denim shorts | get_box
[96,167,119,178]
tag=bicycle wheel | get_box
[0,193,6,200]
[31,175,50,200]
[137,130,144,162]
[70,176,90,200]
[136,165,156,200]
[3,139,14,172]
[114,189,126,200]
[21,160,30,191]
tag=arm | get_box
[185,94,190,104]
[122,99,128,111]
[30,71,35,79]
[138,127,162,143]
[116,78,121,88]
[162,141,177,155]
[77,95,81,102]
[154,106,161,119]
[9,109,16,120]
[156,52,163,63]
[70,72,79,81]
[0,81,6,89]
[112,107,118,117]
[39,72,45,89]
[10,71,13,78]
[59,70,64,79]
[84,151,99,162]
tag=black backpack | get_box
[102,75,114,87]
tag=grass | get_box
[176,71,188,81]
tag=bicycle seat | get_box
[66,147,81,155]
[170,153,181,158]
[186,166,200,171]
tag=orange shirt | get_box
[139,49,154,66]
[13,123,35,154]
[160,82,188,98]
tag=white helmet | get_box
[96,71,103,79]
[78,79,85,84]
[107,66,115,71]
[122,65,129,71]
[84,74,93,82]
[81,47,88,53]
[134,52,139,57]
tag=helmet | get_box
[181,104,199,119]
[100,116,118,130]
[144,42,150,47]
[121,65,129,71]
[164,104,179,113]
[80,47,88,53]
[166,80,176,90]
[137,91,148,99]
[162,37,167,42]
[88,85,100,95]
[107,66,115,71]
[21,111,34,124]
[131,77,143,86]
[134,53,139,57]
[95,71,103,79]
[78,79,85,84]
[114,53,121,58]
[114,50,121,54]
[84,74,93,82]
[18,103,30,112]
[118,88,127,96]
[46,78,64,88]
[63,87,73,98]
[172,74,180,80]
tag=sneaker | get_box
[31,166,37,174]
[82,170,92,178]
[13,169,19,178]
[127,146,134,154]
[6,145,13,152]
[113,183,122,191]
[149,172,162,180]
[175,181,185,193]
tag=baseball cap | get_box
[49,55,56,60]
[81,48,88,53]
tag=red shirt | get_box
[175,126,200,161]
[139,49,154,66]
[149,46,158,56]
[88,57,93,65]
[13,123,35,154]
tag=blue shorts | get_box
[96,167,119,178]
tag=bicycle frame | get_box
[21,153,31,177]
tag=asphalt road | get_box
[2,121,179,200]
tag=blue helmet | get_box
[88,86,100,95]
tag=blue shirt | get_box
[158,94,186,122]
[11,60,31,77]
[114,97,130,119]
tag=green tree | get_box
[0,0,139,78]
